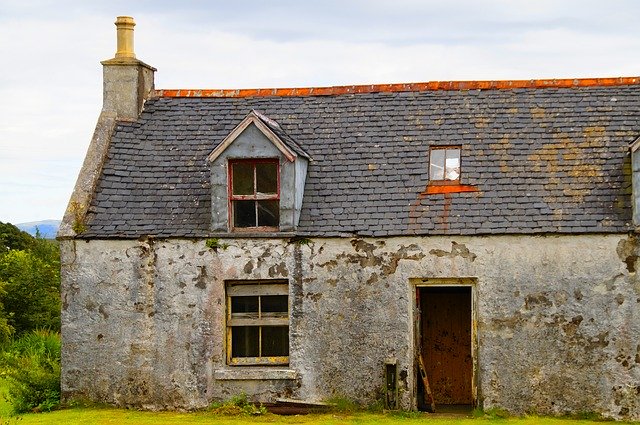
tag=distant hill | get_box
[16,220,61,239]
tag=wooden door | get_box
[420,286,472,405]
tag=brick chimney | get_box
[100,16,155,120]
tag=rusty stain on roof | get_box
[154,77,640,98]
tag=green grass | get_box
[1,408,638,425]
[0,380,12,418]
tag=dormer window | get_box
[429,147,461,181]
[230,159,280,229]
[208,110,310,233]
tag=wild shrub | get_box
[0,330,61,413]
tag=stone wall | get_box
[60,234,640,419]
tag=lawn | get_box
[3,409,639,425]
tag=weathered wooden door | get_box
[420,286,472,405]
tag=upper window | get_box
[229,159,280,230]
[429,147,461,181]
[226,280,289,365]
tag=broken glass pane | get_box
[261,326,289,356]
[257,200,279,227]
[256,162,278,194]
[429,149,445,180]
[232,326,259,357]
[234,200,256,227]
[232,162,254,195]
[445,148,460,180]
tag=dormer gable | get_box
[208,111,310,233]
[208,110,310,163]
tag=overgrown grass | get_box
[0,330,60,413]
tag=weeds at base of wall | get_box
[474,407,612,422]
[207,393,266,416]
[473,407,511,419]
[323,395,390,414]
[323,396,360,413]
[365,397,385,413]
[539,411,612,422]
[62,397,111,410]
[565,411,610,421]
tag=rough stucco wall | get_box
[61,234,640,419]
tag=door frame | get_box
[411,277,478,409]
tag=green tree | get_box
[0,280,13,344]
[0,249,60,335]
[0,222,34,252]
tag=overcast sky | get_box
[1,0,640,224]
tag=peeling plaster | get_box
[61,234,640,420]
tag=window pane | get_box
[261,295,288,315]
[256,162,278,194]
[232,162,254,195]
[257,200,279,227]
[261,326,289,357]
[445,149,460,180]
[234,200,256,227]
[231,296,259,317]
[429,149,445,180]
[232,326,259,357]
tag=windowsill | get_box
[213,367,298,381]
[231,226,280,233]
[208,232,296,239]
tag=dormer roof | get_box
[207,110,310,163]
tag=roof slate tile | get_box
[81,84,639,238]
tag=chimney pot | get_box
[101,16,155,120]
[115,16,136,59]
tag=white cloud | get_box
[1,0,640,223]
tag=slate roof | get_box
[82,81,640,238]
[252,110,310,160]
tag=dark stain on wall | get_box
[616,235,638,273]
[194,266,208,289]
[430,241,477,261]
[269,262,288,277]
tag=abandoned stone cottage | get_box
[58,17,640,419]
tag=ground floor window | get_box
[226,280,289,365]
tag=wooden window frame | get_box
[228,158,280,232]
[429,146,461,184]
[225,280,289,366]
